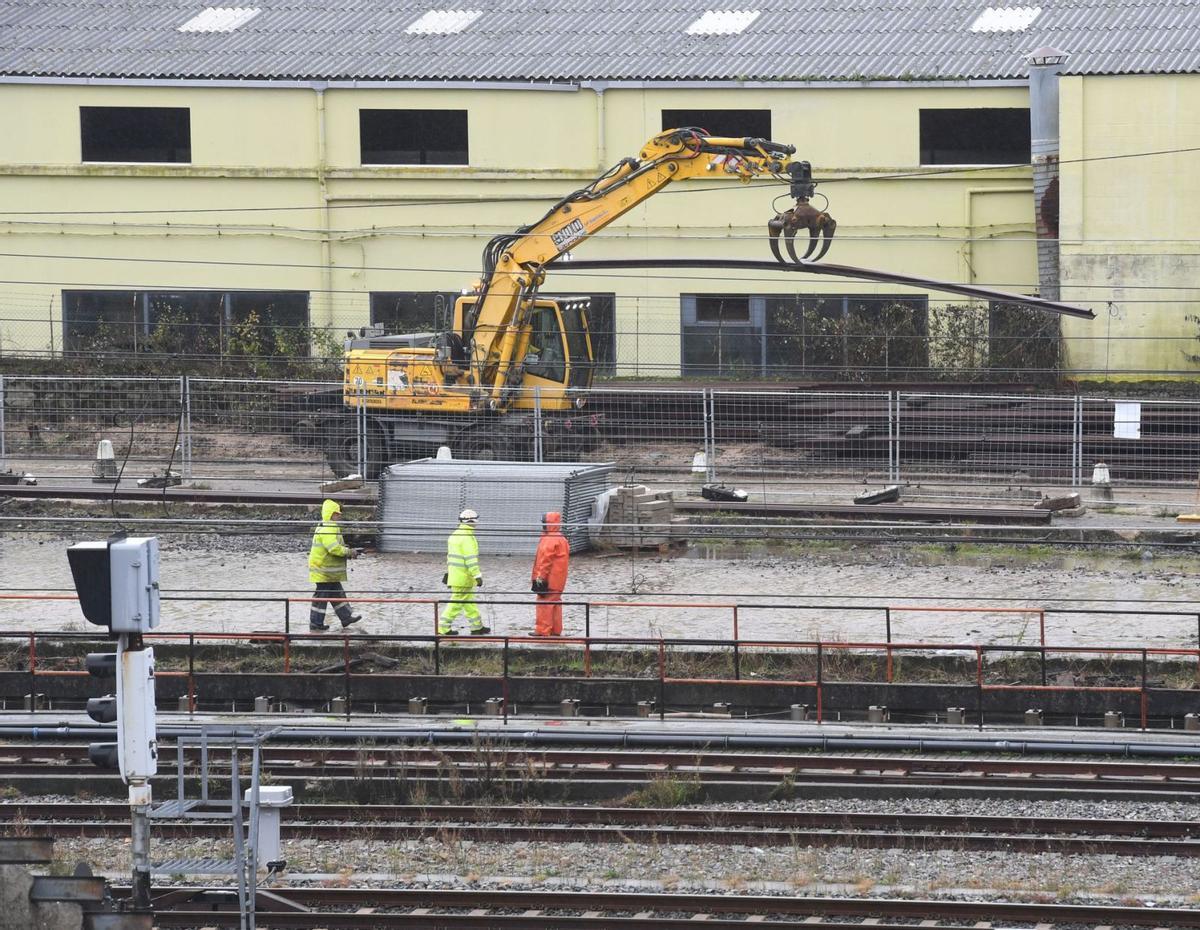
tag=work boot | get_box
[469,625,491,636]
[309,623,330,633]
[340,614,362,629]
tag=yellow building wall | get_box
[0,80,1039,375]
[1060,73,1200,379]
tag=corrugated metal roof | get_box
[1,0,1198,82]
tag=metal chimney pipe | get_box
[1027,47,1069,302]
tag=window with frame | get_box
[919,108,1030,165]
[682,293,929,378]
[661,109,772,139]
[370,291,459,334]
[359,109,469,165]
[62,290,309,356]
[681,295,763,377]
[80,107,191,163]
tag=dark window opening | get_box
[62,290,309,356]
[695,295,751,324]
[360,109,468,165]
[370,292,458,334]
[662,109,772,139]
[682,293,928,378]
[919,108,1030,165]
[80,107,191,163]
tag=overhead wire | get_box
[0,141,1196,218]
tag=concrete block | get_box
[1024,708,1044,726]
[789,704,808,722]
[1104,711,1124,728]
[484,697,504,716]
[944,707,966,725]
[1035,492,1081,511]
[867,705,889,723]
[1185,713,1200,732]
[636,700,656,718]
[559,699,580,717]
[712,702,733,717]
[407,697,428,715]
[0,864,34,930]
[22,694,45,711]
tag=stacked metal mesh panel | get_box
[378,459,613,555]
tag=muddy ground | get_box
[2,514,1197,647]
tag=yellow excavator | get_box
[322,128,831,476]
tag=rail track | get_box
[7,800,1198,856]
[8,741,1200,784]
[5,741,1200,800]
[128,887,1200,929]
[0,483,1053,524]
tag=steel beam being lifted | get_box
[553,258,1095,320]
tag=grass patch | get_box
[617,774,703,808]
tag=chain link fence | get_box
[2,375,1199,491]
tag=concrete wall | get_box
[1059,72,1200,379]
[0,79,1039,373]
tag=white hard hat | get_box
[459,508,479,523]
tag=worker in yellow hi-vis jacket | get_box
[308,499,363,632]
[441,509,490,635]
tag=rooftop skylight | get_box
[405,9,484,35]
[178,7,261,33]
[969,6,1042,33]
[686,10,761,36]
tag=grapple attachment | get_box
[768,161,836,264]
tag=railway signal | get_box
[67,534,161,909]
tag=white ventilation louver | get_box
[405,9,484,35]
[178,7,261,33]
[686,10,761,35]
[970,6,1042,33]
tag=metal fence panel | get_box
[896,392,1079,483]
[1079,396,1200,486]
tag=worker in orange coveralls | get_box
[530,511,570,636]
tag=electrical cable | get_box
[0,140,1198,218]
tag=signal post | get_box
[68,534,161,910]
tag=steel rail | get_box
[134,888,1200,928]
[5,743,1200,782]
[18,818,1200,856]
[5,802,1198,839]
[554,258,1097,319]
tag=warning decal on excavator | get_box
[387,370,409,391]
[551,219,587,252]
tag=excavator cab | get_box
[453,295,595,411]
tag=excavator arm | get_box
[462,128,829,408]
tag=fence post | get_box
[1072,395,1082,488]
[0,374,5,466]
[704,389,716,482]
[356,385,367,478]
[893,392,903,483]
[886,391,895,483]
[533,387,543,463]
[181,376,193,480]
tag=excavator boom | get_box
[463,129,829,408]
